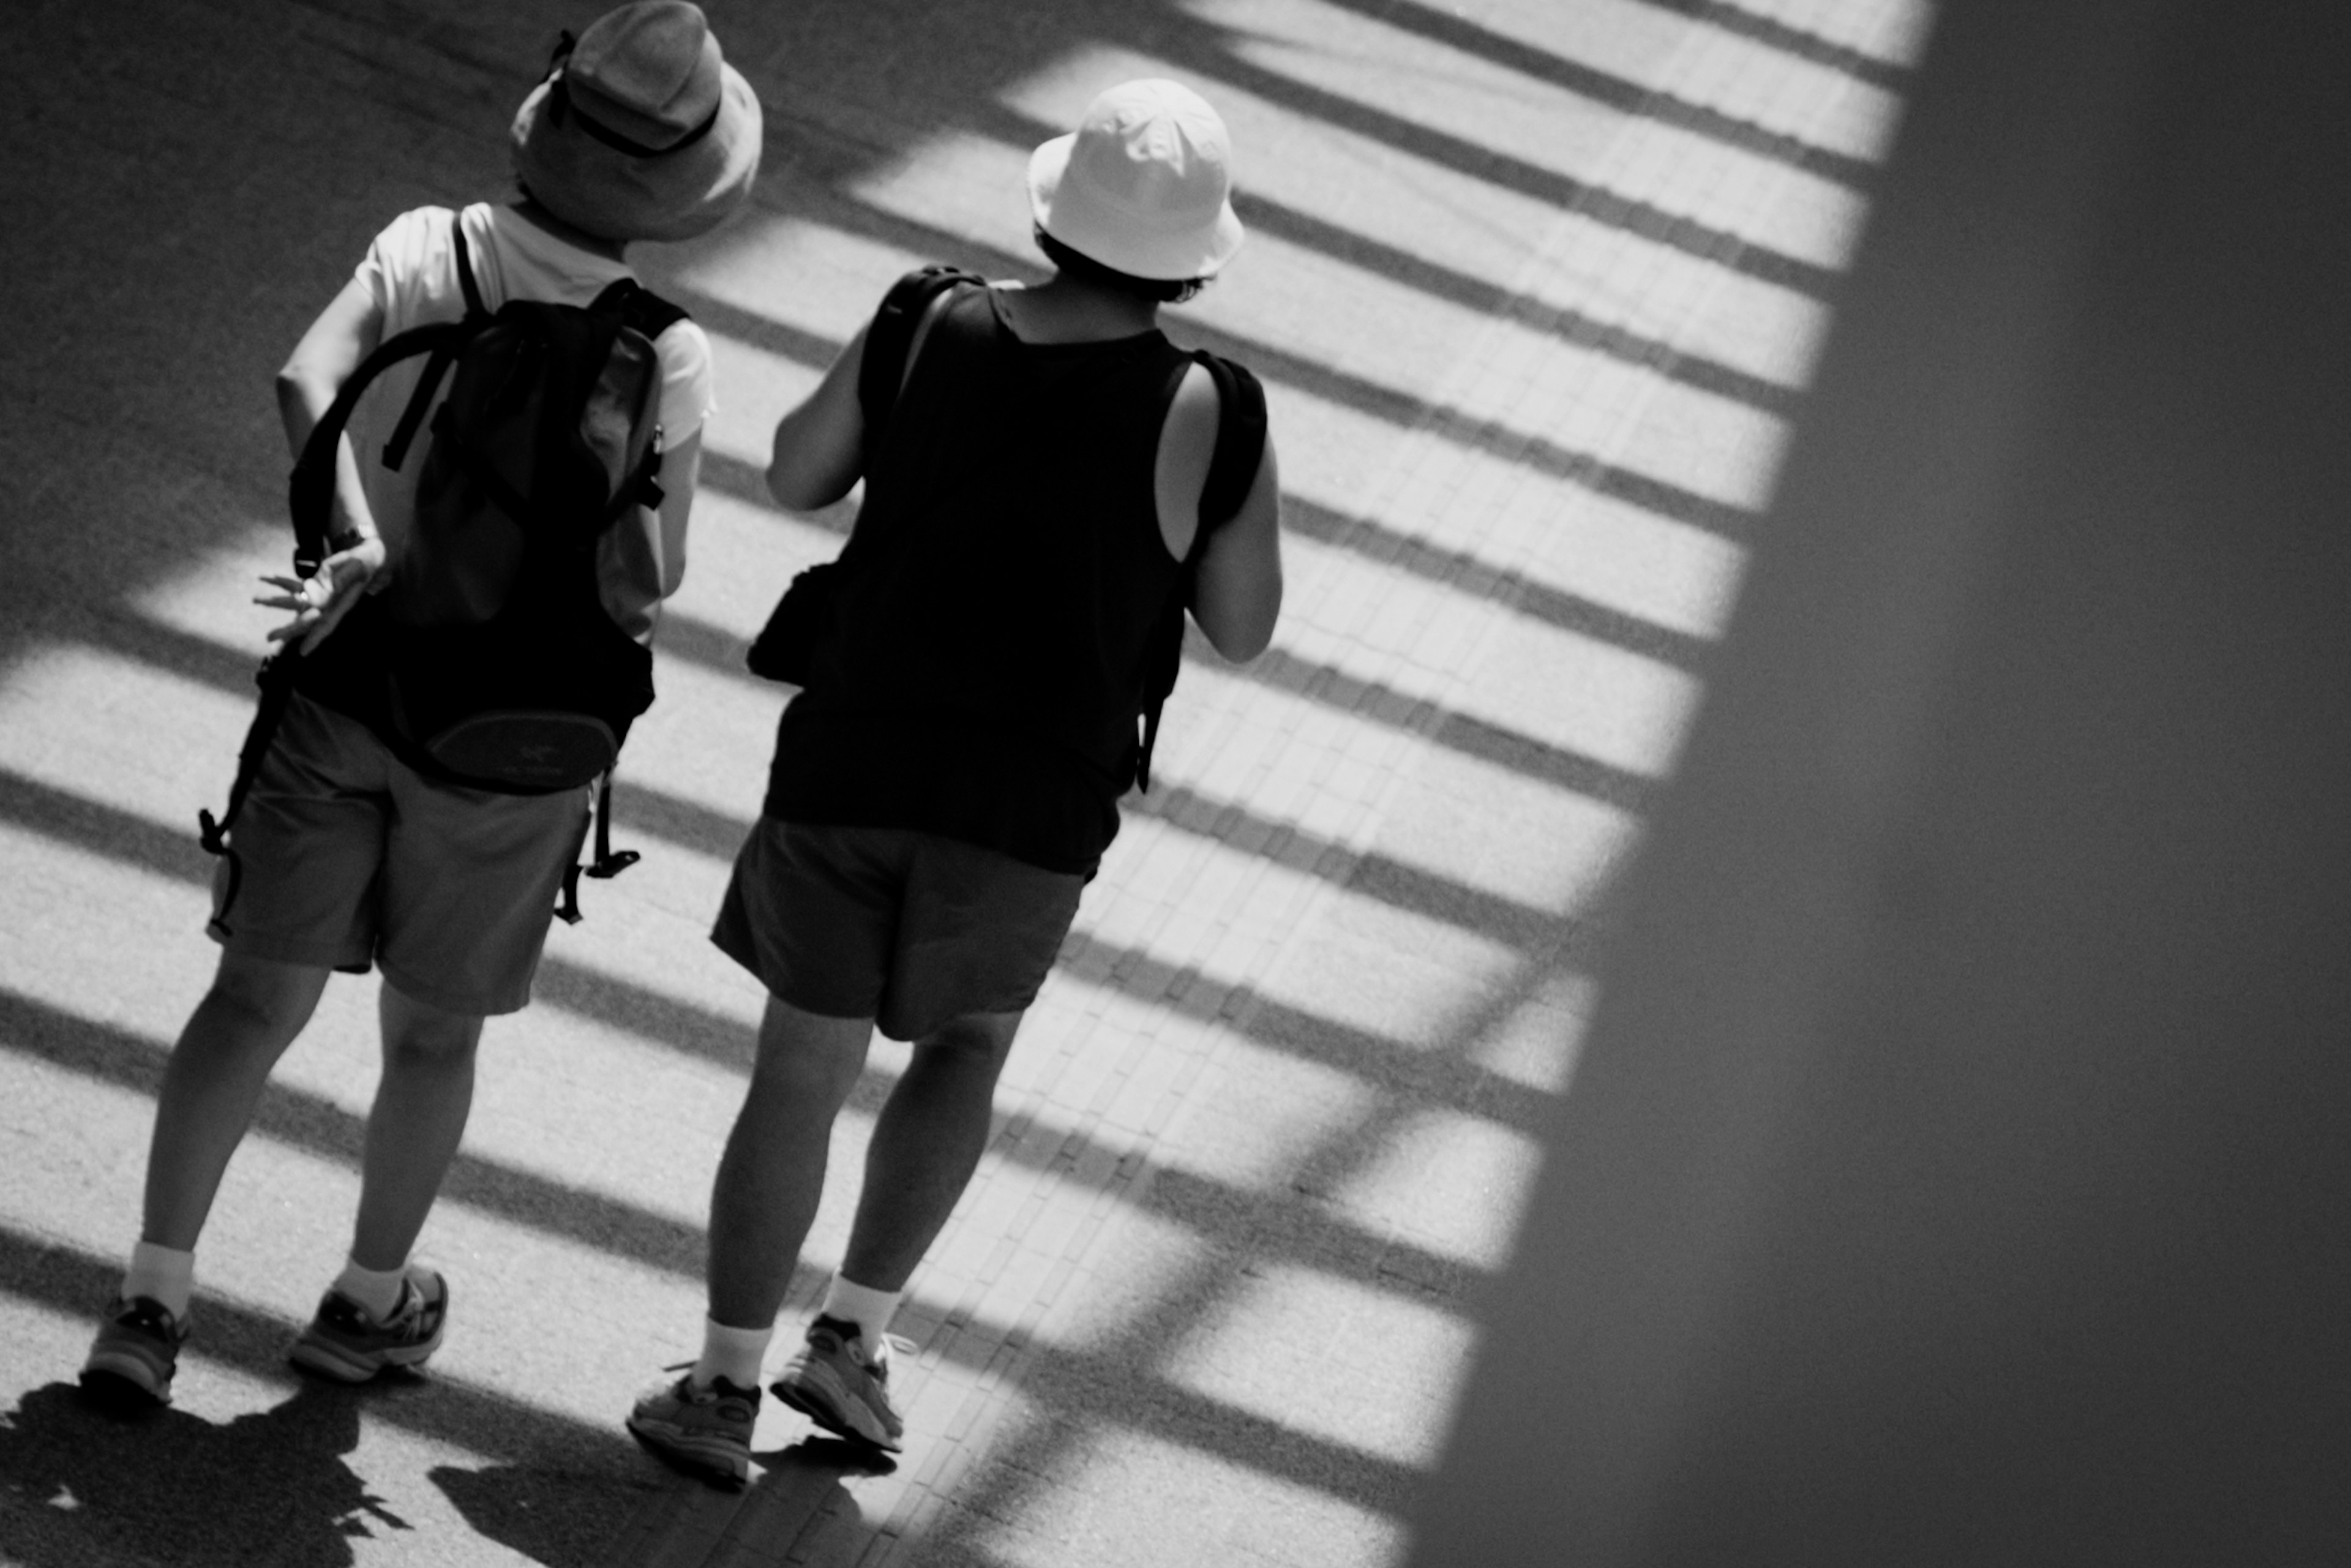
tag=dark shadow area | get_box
[0,1380,390,1568]
[431,1460,675,1568]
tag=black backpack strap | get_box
[288,317,479,575]
[1133,352,1270,793]
[607,284,692,515]
[620,282,689,341]
[451,221,489,320]
[1192,351,1269,531]
[373,220,495,485]
[857,265,981,456]
[197,650,307,932]
[555,773,642,925]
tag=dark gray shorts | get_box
[712,819,1084,1041]
[208,694,590,1016]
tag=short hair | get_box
[1033,227,1207,304]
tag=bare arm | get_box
[653,427,703,595]
[767,325,869,510]
[263,276,388,651]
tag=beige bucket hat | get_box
[511,1,761,244]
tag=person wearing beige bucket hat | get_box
[78,4,757,1418]
[511,0,762,244]
[625,79,1284,1482]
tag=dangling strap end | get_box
[587,848,640,880]
[555,863,585,925]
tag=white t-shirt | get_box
[349,202,714,640]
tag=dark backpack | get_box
[746,264,1268,792]
[203,221,681,925]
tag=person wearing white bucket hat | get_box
[1027,77,1247,287]
[80,4,755,1417]
[626,80,1284,1479]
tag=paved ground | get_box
[0,1,1924,1564]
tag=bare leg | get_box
[348,981,484,1271]
[706,996,876,1329]
[840,1010,1023,1292]
[141,951,332,1250]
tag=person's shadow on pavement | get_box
[431,1458,659,1567]
[0,1380,402,1567]
[435,1435,891,1567]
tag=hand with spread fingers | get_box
[257,535,385,652]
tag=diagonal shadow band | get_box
[681,265,1764,550]
[1302,0,1883,187]
[1,1202,1423,1509]
[0,982,714,1284]
[110,575,1663,907]
[692,171,1807,424]
[0,748,1573,1139]
[1228,194,1804,414]
[677,445,1722,678]
[1654,0,1918,90]
[972,77,1840,300]
[0,868,1522,1292]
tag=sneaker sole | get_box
[773,1363,902,1451]
[288,1329,443,1384]
[626,1417,751,1487]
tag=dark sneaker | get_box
[627,1370,760,1488]
[771,1315,905,1452]
[81,1296,189,1408]
[289,1267,448,1382]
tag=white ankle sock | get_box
[819,1275,904,1355]
[333,1259,408,1322]
[123,1240,195,1321]
[694,1317,773,1390]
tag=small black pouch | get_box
[746,560,841,685]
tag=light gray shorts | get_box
[208,694,589,1016]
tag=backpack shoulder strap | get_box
[857,265,983,448]
[1189,350,1269,538]
[287,214,503,576]
[620,284,689,340]
[451,220,489,319]
[286,316,481,575]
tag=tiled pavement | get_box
[0,1,1926,1564]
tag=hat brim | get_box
[1027,133,1245,282]
[512,64,761,244]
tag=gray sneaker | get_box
[289,1267,448,1382]
[771,1315,905,1451]
[628,1370,761,1487]
[81,1296,189,1408]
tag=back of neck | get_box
[509,198,631,263]
[996,276,1160,343]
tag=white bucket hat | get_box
[1027,79,1245,282]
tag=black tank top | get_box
[763,285,1195,873]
